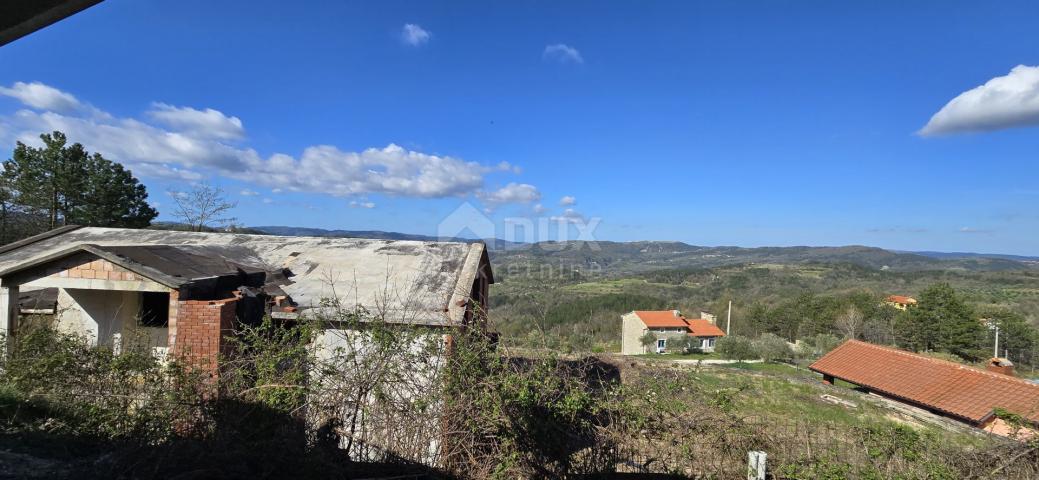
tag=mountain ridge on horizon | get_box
[250,225,1039,271]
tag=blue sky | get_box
[2,1,1039,255]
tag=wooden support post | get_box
[748,450,767,480]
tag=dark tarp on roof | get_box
[95,244,266,280]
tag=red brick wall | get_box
[42,253,141,281]
[172,297,237,376]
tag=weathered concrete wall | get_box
[56,288,139,348]
[620,312,647,355]
[52,288,170,356]
[310,327,450,464]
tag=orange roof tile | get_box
[886,295,917,305]
[809,340,1039,425]
[687,319,725,337]
[634,310,689,328]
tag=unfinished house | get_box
[0,226,493,374]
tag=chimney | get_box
[987,357,1015,377]
[702,312,717,325]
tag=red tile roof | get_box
[633,310,688,328]
[687,319,725,337]
[810,340,1039,425]
[886,295,917,305]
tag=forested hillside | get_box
[490,252,1039,368]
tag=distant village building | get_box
[810,340,1039,438]
[884,295,917,311]
[621,310,726,355]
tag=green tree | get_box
[897,283,983,360]
[77,153,157,228]
[716,335,756,362]
[0,173,12,242]
[639,331,657,353]
[978,308,1038,366]
[796,333,842,361]
[2,131,156,230]
[754,333,793,362]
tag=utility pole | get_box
[727,300,732,335]
[994,324,1000,359]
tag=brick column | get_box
[171,297,238,377]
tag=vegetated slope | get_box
[491,260,1039,352]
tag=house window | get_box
[656,338,666,352]
[139,292,169,327]
[703,337,716,349]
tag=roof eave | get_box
[0,243,187,289]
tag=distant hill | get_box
[251,225,526,250]
[487,241,1035,274]
[248,226,1036,273]
[909,250,1039,263]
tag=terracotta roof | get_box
[810,340,1039,424]
[687,319,726,337]
[633,310,689,328]
[886,295,917,305]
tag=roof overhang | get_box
[0,0,103,47]
[0,244,188,289]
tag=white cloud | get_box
[533,203,546,214]
[239,188,259,196]
[0,81,536,203]
[496,161,522,174]
[551,208,586,223]
[478,182,542,205]
[559,195,576,206]
[262,198,274,204]
[0,81,82,111]
[543,44,583,64]
[919,65,1039,135]
[242,144,494,198]
[349,200,376,209]
[959,226,993,234]
[147,102,245,140]
[401,24,431,46]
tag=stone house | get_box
[620,310,726,355]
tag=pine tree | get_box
[898,283,983,360]
[2,131,157,231]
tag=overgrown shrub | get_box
[796,332,842,360]
[0,325,205,442]
[754,333,793,362]
[2,314,1038,479]
[716,335,756,361]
